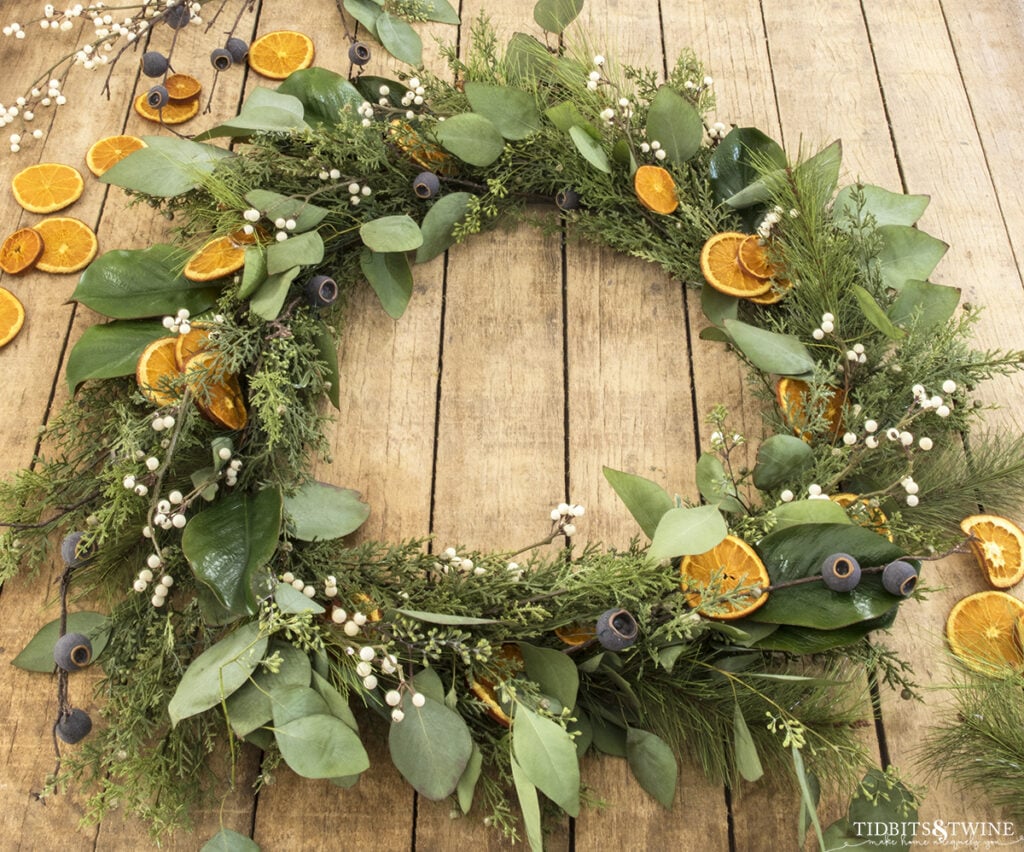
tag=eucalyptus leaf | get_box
[517,642,578,710]
[732,702,764,782]
[12,612,111,672]
[848,767,918,848]
[201,828,260,852]
[701,283,739,327]
[852,283,905,340]
[101,136,232,197]
[648,505,728,563]
[695,453,743,512]
[589,712,628,756]
[626,728,677,807]
[646,86,703,163]
[751,610,898,654]
[512,704,580,816]
[412,666,446,703]
[65,320,167,394]
[223,640,312,737]
[343,0,381,37]
[360,215,423,252]
[389,693,473,799]
[533,0,583,32]
[723,318,816,378]
[272,684,330,726]
[194,89,308,141]
[511,758,544,852]
[796,140,842,196]
[275,713,370,779]
[456,743,483,814]
[376,11,422,66]
[266,232,324,276]
[312,321,341,410]
[890,279,961,330]
[752,434,813,490]
[708,127,786,205]
[568,125,611,173]
[394,608,499,626]
[434,113,506,167]
[770,498,852,529]
[243,189,328,234]
[360,248,414,319]
[834,183,929,228]
[311,670,360,732]
[250,266,300,321]
[277,68,364,126]
[699,326,730,343]
[568,710,593,757]
[415,192,473,263]
[464,82,541,140]
[545,101,590,133]
[877,224,948,291]
[421,0,459,23]
[284,481,370,541]
[238,246,268,300]
[274,583,326,615]
[602,466,674,539]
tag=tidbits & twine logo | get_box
[846,820,1022,848]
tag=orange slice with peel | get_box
[634,164,679,214]
[248,30,314,79]
[747,278,792,305]
[469,643,523,726]
[776,377,845,441]
[553,622,597,646]
[163,73,202,102]
[831,493,892,541]
[0,227,44,274]
[86,134,146,177]
[184,351,248,430]
[737,235,777,279]
[388,120,456,174]
[133,92,200,125]
[183,235,247,282]
[960,515,1024,589]
[679,534,770,620]
[699,232,773,298]
[174,324,213,371]
[136,337,182,407]
[34,217,98,273]
[11,163,84,213]
[946,591,1024,675]
[0,287,26,348]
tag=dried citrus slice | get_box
[831,493,892,541]
[699,232,773,298]
[737,235,777,279]
[163,73,202,102]
[184,351,248,430]
[469,644,523,726]
[0,227,44,274]
[747,278,793,305]
[387,120,455,174]
[34,217,99,273]
[553,623,597,646]
[133,92,200,125]
[634,164,679,214]
[85,134,146,177]
[960,515,1024,589]
[174,324,213,371]
[11,163,84,213]
[353,592,382,622]
[248,30,314,79]
[0,287,26,348]
[776,377,845,440]
[946,591,1024,675]
[183,235,247,282]
[679,534,770,620]
[136,337,182,407]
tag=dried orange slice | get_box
[85,134,146,177]
[136,337,182,407]
[184,351,248,430]
[387,120,456,174]
[960,515,1024,589]
[11,163,84,213]
[0,227,44,274]
[133,92,200,125]
[163,73,202,102]
[34,217,98,273]
[353,592,382,622]
[174,324,213,371]
[634,164,679,215]
[747,278,793,305]
[679,534,770,620]
[0,287,26,348]
[831,493,892,541]
[946,591,1024,675]
[553,623,597,646]
[699,232,773,298]
[737,235,777,279]
[247,30,314,79]
[469,644,523,726]
[183,235,247,282]
[776,377,845,440]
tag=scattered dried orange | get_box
[831,493,892,541]
[0,227,44,274]
[679,534,770,620]
[775,377,845,441]
[85,134,146,177]
[388,120,455,174]
[469,643,523,726]
[184,351,248,430]
[174,324,213,371]
[33,217,98,273]
[699,232,773,298]
[736,235,777,279]
[960,515,1024,589]
[946,590,1024,675]
[553,623,597,646]
[0,287,26,348]
[183,235,247,282]
[11,162,84,213]
[133,92,200,125]
[634,164,679,215]
[136,337,182,407]
[163,73,202,102]
[247,30,314,79]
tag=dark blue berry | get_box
[140,51,169,78]
[210,48,233,71]
[56,708,92,744]
[555,188,580,211]
[820,552,861,592]
[146,85,170,110]
[60,531,92,568]
[305,275,339,308]
[348,42,371,66]
[225,37,249,64]
[163,4,191,29]
[882,560,918,597]
[54,632,93,672]
[413,171,440,199]
[595,608,639,651]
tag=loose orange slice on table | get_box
[248,30,314,79]
[469,644,524,726]
[776,377,845,440]
[634,164,679,214]
[163,73,202,102]
[11,163,84,213]
[831,493,892,541]
[736,235,777,279]
[0,287,26,348]
[34,217,98,273]
[133,92,200,125]
[85,134,146,177]
[184,351,248,430]
[679,534,770,620]
[174,325,213,371]
[699,232,773,298]
[960,514,1024,589]
[136,337,182,407]
[183,235,247,282]
[0,227,44,274]
[946,590,1024,675]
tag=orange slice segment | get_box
[387,120,456,175]
[11,163,84,213]
[34,217,99,274]
[0,227,44,274]
[946,591,1024,675]
[699,232,773,298]
[248,30,314,80]
[85,134,146,177]
[184,351,248,430]
[469,644,523,726]
[747,278,792,305]
[679,534,770,620]
[133,92,200,125]
[634,164,679,214]
[553,623,597,646]
[136,337,182,407]
[163,73,202,102]
[960,515,1024,589]
[775,377,845,441]
[183,235,247,282]
[737,235,777,279]
[0,287,26,348]
[174,324,213,371]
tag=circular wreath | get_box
[2,0,1023,848]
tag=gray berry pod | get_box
[881,560,918,597]
[56,708,92,744]
[54,632,93,672]
[225,37,249,64]
[555,188,580,211]
[306,275,339,308]
[348,42,371,66]
[413,172,440,199]
[140,51,169,78]
[210,48,233,71]
[163,4,191,29]
[820,552,862,592]
[596,608,639,651]
[60,531,92,568]
[146,85,170,110]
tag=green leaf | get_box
[415,192,473,263]
[343,0,381,37]
[602,466,674,539]
[751,610,897,654]
[456,743,483,814]
[434,113,506,167]
[12,612,111,672]
[648,505,728,563]
[238,246,267,300]
[797,140,842,196]
[65,320,167,394]
[848,767,918,848]
[699,326,730,343]
[376,11,422,66]
[511,757,544,852]
[646,86,703,163]
[793,746,826,849]
[168,622,268,726]
[389,693,473,799]
[412,667,446,703]
[889,279,961,330]
[312,321,341,410]
[568,125,611,173]
[354,75,405,107]
[723,318,815,377]
[266,232,324,276]
[568,709,593,757]
[181,488,283,616]
[243,190,328,234]
[852,283,905,340]
[709,127,786,205]
[545,101,590,133]
[101,136,232,197]
[533,0,584,33]
[274,713,369,779]
[223,639,312,737]
[360,215,423,252]
[284,481,370,541]
[701,283,739,327]
[834,183,929,228]
[311,670,360,732]
[798,770,821,847]
[876,224,948,291]
[770,498,852,529]
[517,642,578,710]
[250,266,300,321]
[751,434,814,490]
[464,82,541,141]
[193,89,308,140]
[277,68,364,127]
[626,728,678,807]
[421,0,459,24]
[360,248,414,319]
[695,453,743,512]
[73,245,221,319]
[394,608,499,626]
[274,583,326,615]
[201,828,260,852]
[732,702,764,782]
[272,684,329,725]
[589,712,628,756]
[512,704,580,816]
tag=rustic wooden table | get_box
[0,0,1021,848]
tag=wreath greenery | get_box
[2,0,1023,848]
